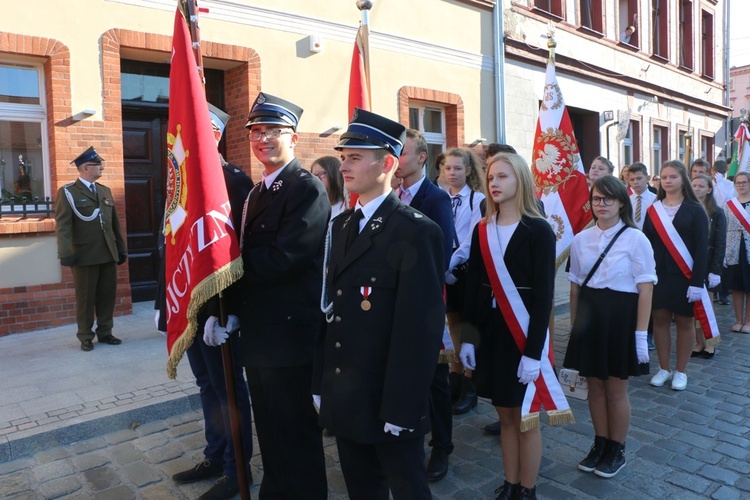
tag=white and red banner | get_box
[531,59,592,266]
[164,8,243,378]
[346,24,371,208]
[732,123,750,177]
[478,220,574,430]
[647,202,720,344]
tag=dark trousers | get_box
[246,364,327,499]
[336,435,432,500]
[72,262,117,342]
[429,363,453,453]
[186,332,253,478]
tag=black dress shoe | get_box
[198,475,239,500]
[100,335,122,345]
[484,420,502,435]
[172,459,223,484]
[426,449,449,482]
[81,340,94,352]
[690,349,705,358]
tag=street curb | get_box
[0,392,201,463]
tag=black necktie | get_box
[90,184,96,195]
[345,209,364,252]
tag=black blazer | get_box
[643,201,709,288]
[461,216,555,361]
[315,193,446,443]
[237,159,330,367]
[707,208,727,277]
[408,178,454,271]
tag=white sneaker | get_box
[650,369,672,387]
[671,371,687,391]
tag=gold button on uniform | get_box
[336,289,342,296]
[370,277,376,282]
[335,316,342,323]
[335,368,341,375]
[335,342,341,349]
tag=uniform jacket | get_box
[461,216,555,362]
[409,178,454,271]
[238,158,330,367]
[55,179,126,266]
[643,201,709,287]
[314,193,446,443]
[706,207,726,277]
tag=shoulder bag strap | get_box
[581,225,629,288]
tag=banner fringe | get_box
[438,349,457,364]
[705,335,720,348]
[547,408,576,426]
[166,257,244,379]
[520,412,540,432]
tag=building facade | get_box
[729,63,750,118]
[0,0,496,335]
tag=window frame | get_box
[533,0,565,19]
[651,0,669,59]
[679,0,694,71]
[579,0,603,33]
[700,9,714,79]
[409,102,447,181]
[0,58,51,203]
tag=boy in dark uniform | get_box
[55,147,127,351]
[315,109,446,499]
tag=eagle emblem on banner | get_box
[165,126,189,243]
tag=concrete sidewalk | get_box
[0,302,199,463]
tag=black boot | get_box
[518,485,537,500]
[578,435,607,472]
[494,480,520,500]
[448,371,462,406]
[452,375,477,415]
[594,439,626,478]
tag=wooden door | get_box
[122,112,166,302]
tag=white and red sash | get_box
[647,201,720,345]
[727,198,750,234]
[478,220,574,430]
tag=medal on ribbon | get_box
[360,286,372,311]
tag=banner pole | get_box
[180,1,250,497]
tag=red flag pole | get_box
[179,1,250,498]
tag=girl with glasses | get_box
[724,171,750,333]
[564,176,655,478]
[310,156,347,220]
[690,174,726,355]
[643,160,710,391]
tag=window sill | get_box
[678,65,695,74]
[618,41,640,52]
[530,7,563,22]
[650,54,670,64]
[577,26,605,38]
[0,217,56,235]
[700,73,715,82]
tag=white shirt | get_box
[495,221,519,254]
[629,189,656,230]
[260,160,291,189]
[448,184,485,271]
[330,200,347,220]
[398,175,426,206]
[355,191,391,232]
[569,220,657,293]
[714,173,736,206]
[78,177,96,192]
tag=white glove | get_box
[635,330,649,363]
[384,422,414,436]
[445,271,458,285]
[225,314,240,333]
[312,394,321,412]
[203,316,229,347]
[686,286,703,303]
[460,343,476,370]
[517,355,541,385]
[708,273,721,289]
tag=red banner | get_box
[164,8,243,378]
[346,24,371,207]
[531,58,591,266]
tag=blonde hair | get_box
[483,153,544,222]
[445,148,485,193]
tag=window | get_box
[0,61,49,205]
[730,78,734,91]
[652,0,669,58]
[679,1,694,70]
[700,134,714,161]
[619,0,639,48]
[701,10,714,78]
[409,104,446,182]
[652,125,668,174]
[534,0,564,18]
[580,0,603,33]
[678,129,688,160]
[622,120,641,165]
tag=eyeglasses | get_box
[735,181,749,186]
[313,171,328,180]
[591,196,616,206]
[248,129,292,142]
